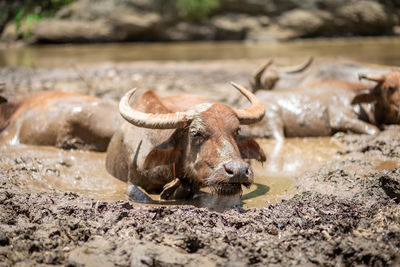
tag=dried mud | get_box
[1,62,400,266]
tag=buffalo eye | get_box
[193,132,203,138]
[191,131,205,144]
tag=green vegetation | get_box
[1,0,75,38]
[176,0,221,21]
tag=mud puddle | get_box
[373,159,399,171]
[3,137,398,209]
[0,137,358,208]
[242,137,347,207]
[0,144,128,202]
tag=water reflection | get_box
[242,183,270,200]
[242,137,345,207]
[1,37,400,67]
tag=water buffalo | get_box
[243,71,400,140]
[105,83,266,200]
[352,72,400,125]
[251,58,397,91]
[250,57,314,92]
[0,91,121,151]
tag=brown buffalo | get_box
[251,58,397,91]
[352,72,400,125]
[105,83,266,200]
[242,71,400,140]
[0,91,121,151]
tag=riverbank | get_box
[1,0,400,44]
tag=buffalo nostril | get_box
[224,164,234,175]
[224,162,251,178]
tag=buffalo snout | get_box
[224,161,253,184]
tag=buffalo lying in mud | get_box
[250,57,397,91]
[352,72,400,125]
[242,72,400,140]
[250,57,314,92]
[106,83,266,200]
[0,91,121,151]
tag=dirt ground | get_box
[1,61,400,266]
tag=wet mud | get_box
[1,60,400,266]
[1,138,343,208]
[2,129,400,266]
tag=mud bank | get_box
[2,0,400,43]
[1,125,400,266]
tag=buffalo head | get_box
[250,57,314,92]
[353,72,400,124]
[119,83,266,196]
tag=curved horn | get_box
[358,73,385,83]
[251,58,274,92]
[280,56,314,74]
[230,82,265,125]
[254,59,274,81]
[119,88,188,129]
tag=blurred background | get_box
[2,0,400,43]
[1,0,400,67]
[0,0,400,95]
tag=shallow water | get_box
[1,137,352,208]
[3,137,398,209]
[1,37,400,67]
[1,144,128,202]
[373,159,399,171]
[242,137,346,208]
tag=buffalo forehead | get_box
[197,103,239,134]
[186,103,212,134]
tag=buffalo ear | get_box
[238,137,266,162]
[144,129,183,169]
[352,89,377,105]
[144,146,180,169]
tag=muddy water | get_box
[1,137,352,208]
[1,37,400,67]
[242,137,346,208]
[373,159,399,171]
[3,138,399,209]
[1,144,128,202]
